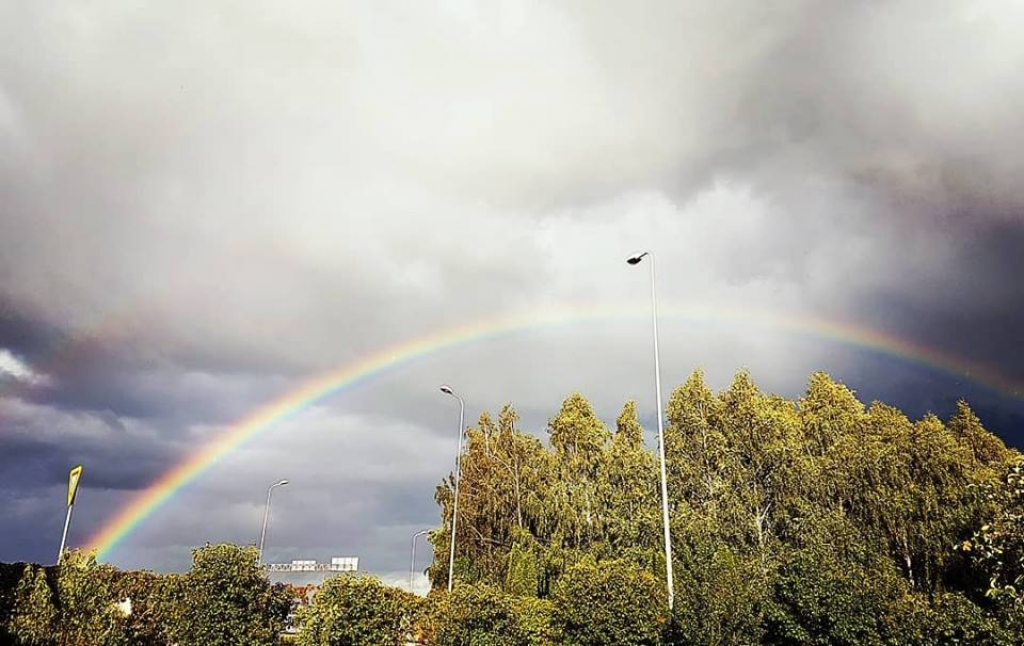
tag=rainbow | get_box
[84,303,1023,559]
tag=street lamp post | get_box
[440,385,465,593]
[258,479,289,566]
[409,529,430,593]
[627,251,675,611]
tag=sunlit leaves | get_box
[296,574,420,646]
[426,370,1021,642]
[551,558,665,646]
[164,544,291,646]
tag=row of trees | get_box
[0,546,668,646]
[295,558,664,646]
[1,546,293,646]
[425,370,1024,643]
[1,369,1021,645]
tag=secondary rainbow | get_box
[85,303,1023,559]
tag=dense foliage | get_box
[428,370,1023,643]
[8,552,143,646]
[550,558,665,646]
[163,544,292,646]
[0,563,30,646]
[2,545,291,646]
[961,457,1024,634]
[425,583,531,646]
[296,574,419,646]
[8,566,53,646]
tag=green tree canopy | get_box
[297,574,419,646]
[428,370,1021,643]
[426,584,530,646]
[551,558,666,646]
[164,544,291,646]
[10,565,55,646]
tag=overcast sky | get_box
[2,0,1023,588]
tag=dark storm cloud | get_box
[0,307,64,363]
[0,399,183,491]
[853,219,1024,385]
[1,0,1023,572]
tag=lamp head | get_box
[276,479,289,487]
[439,385,454,395]
[626,252,648,265]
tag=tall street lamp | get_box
[440,384,465,592]
[409,529,430,593]
[258,479,289,565]
[627,251,675,611]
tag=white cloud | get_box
[0,348,48,386]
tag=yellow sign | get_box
[67,465,83,507]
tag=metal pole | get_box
[649,254,675,611]
[410,529,429,593]
[441,387,466,592]
[258,480,287,565]
[57,504,74,564]
[628,251,675,611]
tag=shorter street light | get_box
[440,385,466,592]
[258,479,289,565]
[410,529,430,593]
